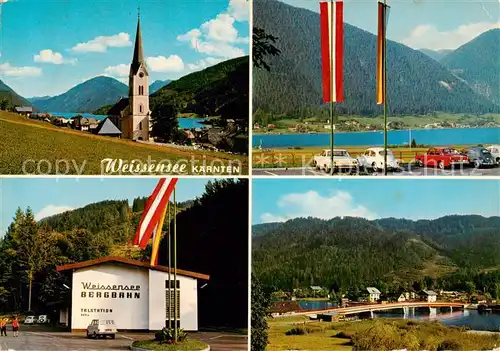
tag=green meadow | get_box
[267,316,500,351]
[0,111,247,175]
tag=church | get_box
[108,15,151,141]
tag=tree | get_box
[251,274,270,351]
[0,98,9,111]
[253,27,281,71]
[151,102,179,142]
[12,208,57,311]
[411,138,417,148]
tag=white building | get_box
[421,290,438,303]
[56,256,209,332]
[366,287,381,302]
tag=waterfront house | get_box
[420,290,438,302]
[366,287,381,302]
[397,293,406,302]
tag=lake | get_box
[253,127,500,148]
[370,308,500,331]
[299,300,337,310]
[47,112,208,129]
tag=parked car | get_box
[486,144,500,164]
[37,315,50,324]
[357,147,400,171]
[312,149,359,173]
[24,316,37,324]
[465,146,496,168]
[415,147,469,169]
[87,319,117,339]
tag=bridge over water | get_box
[275,302,468,318]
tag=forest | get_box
[252,0,499,120]
[252,215,500,299]
[0,179,248,329]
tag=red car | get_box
[415,147,469,169]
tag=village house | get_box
[366,287,381,302]
[93,117,122,138]
[14,106,33,117]
[420,290,438,302]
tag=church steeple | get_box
[130,13,145,74]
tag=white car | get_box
[24,316,37,324]
[37,315,50,324]
[312,149,359,173]
[357,147,400,171]
[486,144,500,164]
[86,319,117,339]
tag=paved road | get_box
[254,165,500,176]
[0,330,248,351]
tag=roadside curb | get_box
[130,345,210,351]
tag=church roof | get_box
[130,16,146,75]
[108,97,129,115]
[95,117,121,135]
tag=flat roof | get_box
[56,256,210,281]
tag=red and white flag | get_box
[133,178,178,249]
[320,0,344,103]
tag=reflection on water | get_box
[299,300,337,310]
[369,308,500,331]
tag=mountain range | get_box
[253,0,499,118]
[419,49,453,62]
[252,215,500,290]
[33,76,128,113]
[441,28,500,106]
[0,80,33,109]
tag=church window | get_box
[139,122,143,130]
[140,104,143,113]
[138,86,144,95]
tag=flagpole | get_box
[173,188,178,342]
[383,0,388,176]
[168,202,171,329]
[329,0,335,176]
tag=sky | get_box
[0,177,212,236]
[252,179,500,224]
[279,0,500,50]
[0,0,249,97]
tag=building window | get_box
[165,280,180,322]
[139,122,142,130]
[139,104,143,113]
[139,86,144,95]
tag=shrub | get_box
[437,339,462,351]
[154,327,188,344]
[285,327,307,336]
[334,331,352,339]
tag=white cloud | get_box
[188,57,224,71]
[35,205,74,221]
[0,62,42,77]
[146,55,185,72]
[402,21,500,50]
[104,63,129,77]
[177,29,201,42]
[177,0,248,59]
[71,32,132,53]
[191,39,246,58]
[260,190,378,223]
[227,0,249,22]
[34,49,76,65]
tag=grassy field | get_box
[0,111,247,175]
[132,339,209,350]
[267,316,500,351]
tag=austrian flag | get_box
[133,177,178,249]
[320,0,344,103]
